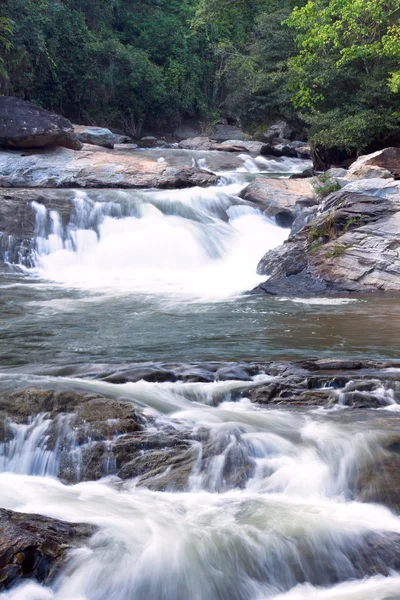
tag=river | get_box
[1,149,400,599]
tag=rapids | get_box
[1,149,400,600]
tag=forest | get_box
[1,0,400,154]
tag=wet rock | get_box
[349,148,400,180]
[0,508,94,590]
[250,381,334,406]
[73,125,130,149]
[0,97,82,151]
[0,147,218,189]
[357,452,400,513]
[239,178,317,226]
[255,184,400,294]
[269,143,298,158]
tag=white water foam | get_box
[28,185,288,302]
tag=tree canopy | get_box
[0,0,399,151]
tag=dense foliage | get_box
[1,0,399,151]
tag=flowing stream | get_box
[1,149,400,599]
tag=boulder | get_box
[311,144,355,171]
[0,508,94,590]
[174,124,201,139]
[0,147,219,189]
[263,121,293,143]
[296,144,311,159]
[255,183,400,294]
[357,451,400,513]
[220,140,271,154]
[348,148,400,179]
[239,178,317,227]
[0,97,82,151]
[269,143,298,158]
[178,137,217,151]
[347,165,393,179]
[210,124,248,141]
[73,125,130,149]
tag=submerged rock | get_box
[0,97,82,151]
[0,508,94,591]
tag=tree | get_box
[286,0,400,151]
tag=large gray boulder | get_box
[0,96,82,150]
[255,182,400,294]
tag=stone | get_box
[220,140,271,154]
[0,147,219,189]
[255,182,400,294]
[174,124,201,139]
[239,178,317,227]
[347,165,393,179]
[311,144,355,171]
[269,143,298,158]
[178,137,217,151]
[263,121,293,143]
[349,148,400,179]
[296,145,311,159]
[357,453,400,513]
[73,125,130,149]
[0,508,94,590]
[210,124,248,141]
[0,96,82,151]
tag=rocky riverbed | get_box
[1,98,400,599]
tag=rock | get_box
[0,508,94,590]
[289,168,315,179]
[357,452,400,513]
[239,178,317,227]
[141,136,157,141]
[347,165,393,179]
[269,143,298,158]
[295,144,311,159]
[174,124,201,139]
[220,140,271,154]
[0,97,82,151]
[311,144,355,171]
[349,148,400,179]
[0,147,218,189]
[73,125,130,149]
[255,184,400,294]
[326,167,349,179]
[263,121,293,143]
[210,124,248,141]
[114,143,138,150]
[178,137,217,151]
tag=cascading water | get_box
[28,186,287,301]
[0,374,400,599]
[1,149,399,600]
[11,151,308,301]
